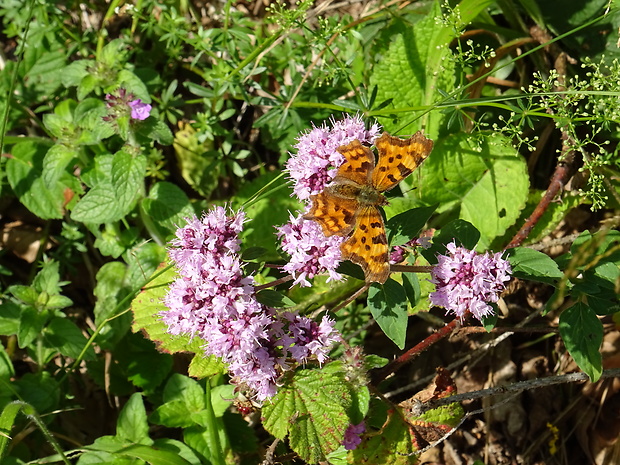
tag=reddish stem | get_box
[506,161,573,249]
[372,316,463,384]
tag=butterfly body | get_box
[305,132,433,283]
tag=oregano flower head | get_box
[285,114,380,202]
[162,206,341,401]
[429,241,512,321]
[276,212,345,287]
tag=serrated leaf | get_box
[188,352,227,378]
[111,150,146,209]
[130,264,202,355]
[368,279,408,349]
[508,247,563,285]
[17,306,49,349]
[413,132,529,248]
[351,410,417,464]
[70,183,123,223]
[141,118,174,145]
[163,374,206,409]
[118,69,151,101]
[6,142,66,219]
[61,60,92,88]
[42,144,78,188]
[369,2,454,136]
[118,444,193,465]
[559,302,603,381]
[262,365,352,463]
[126,351,173,391]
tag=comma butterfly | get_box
[304,132,433,283]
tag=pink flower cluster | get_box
[276,212,345,287]
[285,114,380,202]
[429,242,512,321]
[162,206,341,401]
[278,115,380,285]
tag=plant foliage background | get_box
[0,0,619,464]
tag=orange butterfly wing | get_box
[340,205,390,284]
[372,132,434,192]
[334,139,375,186]
[305,190,358,236]
[305,132,433,284]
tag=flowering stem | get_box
[389,264,434,274]
[372,316,464,384]
[254,275,294,291]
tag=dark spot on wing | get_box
[372,235,387,244]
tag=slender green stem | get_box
[396,9,611,133]
[0,0,35,157]
[204,382,226,465]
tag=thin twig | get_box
[372,316,463,384]
[423,368,620,411]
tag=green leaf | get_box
[152,438,202,465]
[256,289,296,308]
[172,124,219,198]
[139,118,174,145]
[369,1,455,136]
[559,302,603,381]
[71,150,146,224]
[14,372,60,413]
[141,182,195,240]
[61,60,92,88]
[70,183,123,223]
[117,444,192,465]
[111,150,146,211]
[130,265,202,355]
[43,317,96,360]
[422,219,480,265]
[262,364,352,463]
[386,205,437,246]
[368,279,408,349]
[413,132,529,248]
[6,142,66,219]
[0,402,25,458]
[507,247,563,285]
[351,408,417,464]
[42,144,78,188]
[151,374,206,428]
[188,353,227,378]
[0,301,20,336]
[126,350,173,392]
[17,306,49,349]
[116,393,153,445]
[117,69,151,101]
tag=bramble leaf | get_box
[262,363,352,463]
